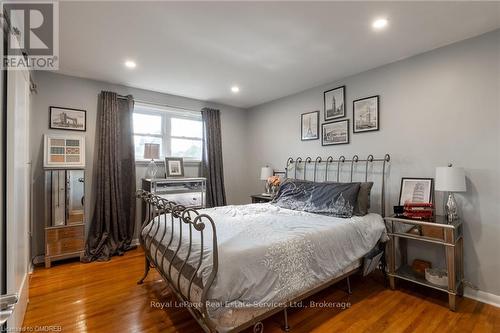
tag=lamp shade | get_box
[143,143,160,160]
[260,166,273,180]
[435,166,466,192]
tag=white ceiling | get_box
[58,1,500,108]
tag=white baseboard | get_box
[464,287,500,308]
[7,272,29,329]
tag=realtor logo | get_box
[2,1,59,70]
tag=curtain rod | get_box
[116,94,200,113]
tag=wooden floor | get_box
[23,248,499,333]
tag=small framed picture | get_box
[44,134,86,168]
[301,111,319,141]
[324,85,345,120]
[321,119,349,146]
[353,95,379,133]
[165,157,184,177]
[399,178,434,205]
[49,106,86,131]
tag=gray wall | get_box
[30,72,248,258]
[245,30,500,296]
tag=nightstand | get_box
[251,194,273,203]
[384,215,464,311]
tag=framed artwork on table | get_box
[322,119,349,146]
[44,134,85,168]
[165,157,185,177]
[353,95,379,133]
[324,86,345,120]
[399,177,434,205]
[49,106,86,131]
[301,111,319,141]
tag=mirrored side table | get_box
[384,215,464,311]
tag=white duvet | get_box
[143,203,387,310]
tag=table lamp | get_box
[144,143,160,179]
[435,164,466,222]
[260,166,273,196]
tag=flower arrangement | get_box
[267,175,281,187]
[267,176,281,196]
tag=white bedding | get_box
[143,203,387,329]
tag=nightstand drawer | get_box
[46,238,84,256]
[47,225,84,243]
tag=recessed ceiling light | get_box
[124,60,136,68]
[372,18,388,30]
[231,86,240,93]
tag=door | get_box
[4,50,31,328]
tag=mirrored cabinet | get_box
[44,169,85,267]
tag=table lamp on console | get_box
[435,164,466,222]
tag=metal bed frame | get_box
[136,154,390,333]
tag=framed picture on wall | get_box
[321,119,349,146]
[324,85,345,120]
[301,111,319,141]
[49,106,87,131]
[399,177,434,205]
[44,134,86,168]
[353,95,379,133]
[165,157,185,177]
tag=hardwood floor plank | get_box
[22,248,499,332]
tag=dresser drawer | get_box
[47,225,84,243]
[160,192,205,208]
[46,238,84,256]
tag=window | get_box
[133,103,203,161]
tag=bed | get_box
[137,154,391,333]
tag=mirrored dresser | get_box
[44,169,85,268]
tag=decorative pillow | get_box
[353,182,374,216]
[272,179,360,218]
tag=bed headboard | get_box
[284,154,391,216]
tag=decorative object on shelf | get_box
[322,119,349,145]
[403,202,434,220]
[301,111,319,141]
[49,106,86,131]
[44,134,85,168]
[353,95,379,133]
[165,157,184,177]
[143,143,160,179]
[324,85,345,120]
[412,259,432,277]
[267,175,281,197]
[435,164,466,222]
[399,177,433,205]
[393,205,404,217]
[260,166,273,196]
[425,268,448,287]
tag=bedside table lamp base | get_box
[445,192,458,222]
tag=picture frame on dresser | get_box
[353,95,379,133]
[301,111,319,141]
[44,134,86,168]
[324,85,345,120]
[165,157,185,177]
[322,119,349,145]
[49,106,87,131]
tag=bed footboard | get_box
[136,190,219,333]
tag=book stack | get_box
[403,202,434,220]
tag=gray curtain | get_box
[201,107,227,207]
[83,91,136,262]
